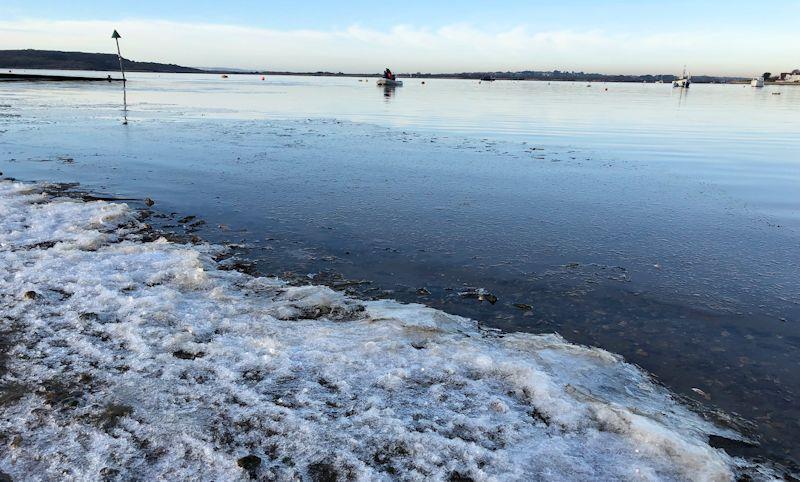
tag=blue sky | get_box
[2,1,798,74]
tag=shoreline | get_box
[0,178,782,480]
[0,73,124,82]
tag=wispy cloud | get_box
[0,18,796,75]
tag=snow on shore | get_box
[0,180,750,480]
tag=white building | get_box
[777,70,800,82]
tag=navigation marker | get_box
[112,29,128,124]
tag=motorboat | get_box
[751,77,765,88]
[377,78,403,87]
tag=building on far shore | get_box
[776,69,800,82]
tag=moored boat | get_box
[751,77,764,88]
[378,67,402,87]
[377,78,403,87]
[672,66,691,88]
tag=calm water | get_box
[1,71,799,470]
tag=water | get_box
[1,71,799,470]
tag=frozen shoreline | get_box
[0,180,772,480]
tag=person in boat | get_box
[383,68,396,81]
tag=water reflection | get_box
[382,85,396,101]
[676,86,689,107]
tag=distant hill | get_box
[0,49,204,73]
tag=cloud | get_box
[0,18,796,75]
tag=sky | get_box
[1,0,798,76]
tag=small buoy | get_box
[421,81,426,85]
[261,76,265,81]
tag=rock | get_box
[448,471,475,482]
[97,404,133,430]
[416,287,431,296]
[513,303,533,311]
[173,350,205,360]
[458,288,498,305]
[308,461,339,482]
[237,455,261,478]
[480,293,498,304]
[23,290,37,300]
[144,197,155,207]
[99,467,120,480]
[707,434,758,451]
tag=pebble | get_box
[479,293,498,304]
[691,387,711,400]
[458,288,498,305]
[237,455,261,478]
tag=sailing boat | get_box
[672,66,690,88]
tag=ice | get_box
[0,180,767,481]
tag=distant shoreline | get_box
[0,72,123,82]
[2,68,766,85]
[1,49,760,84]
